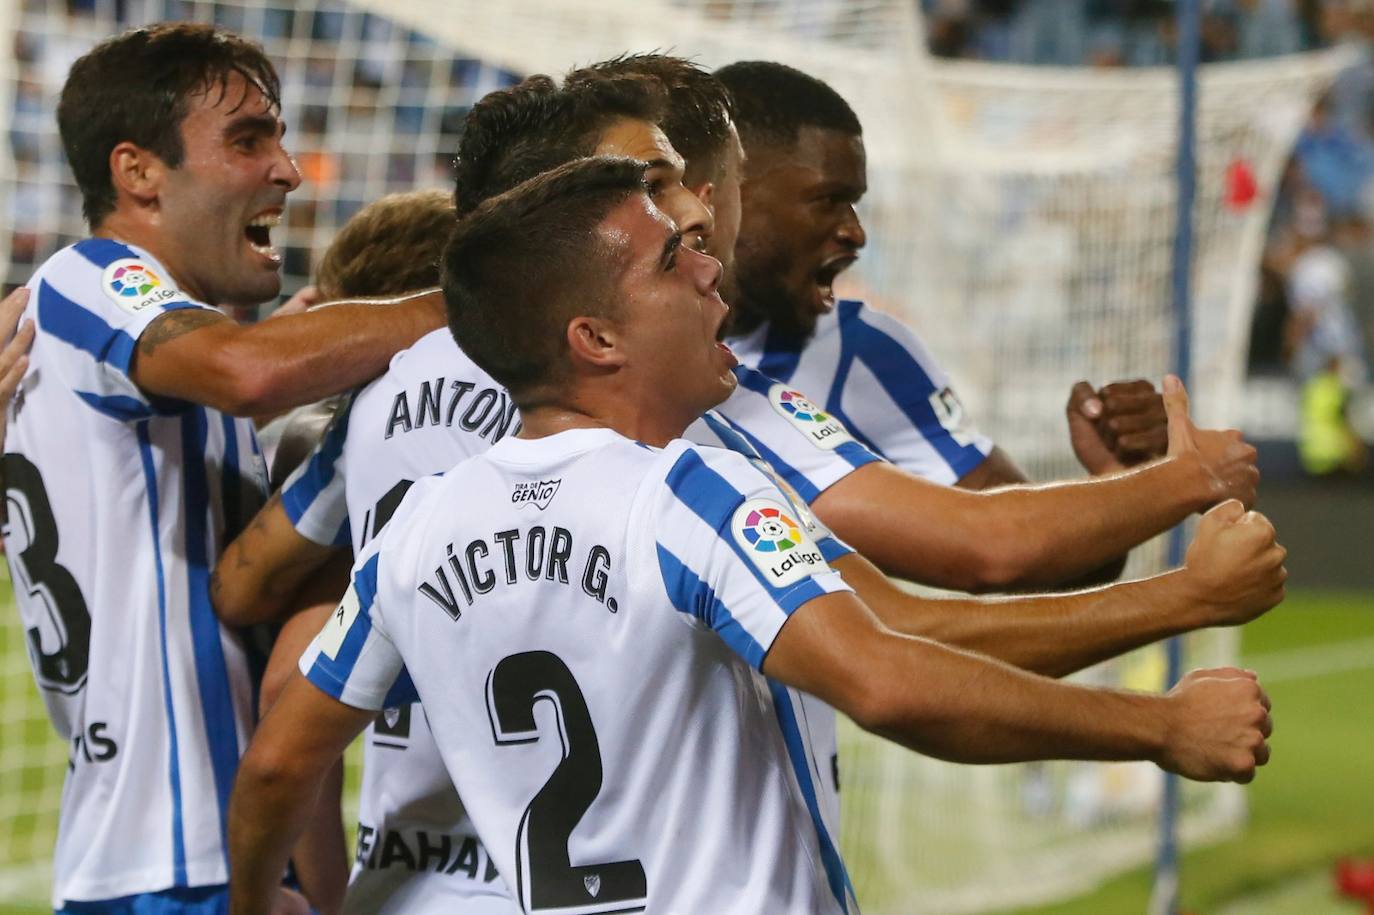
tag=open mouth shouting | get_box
[813,254,857,313]
[245,210,282,265]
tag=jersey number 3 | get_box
[2,453,92,693]
[487,650,647,912]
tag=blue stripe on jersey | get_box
[663,449,833,610]
[698,411,764,462]
[281,397,353,547]
[306,552,383,700]
[768,680,856,913]
[73,237,138,270]
[816,536,852,564]
[730,363,775,398]
[727,424,822,504]
[136,422,188,886]
[756,325,805,384]
[180,409,241,848]
[37,280,139,373]
[74,390,158,422]
[834,301,985,477]
[655,544,768,669]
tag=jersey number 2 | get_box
[487,651,647,912]
[2,453,92,693]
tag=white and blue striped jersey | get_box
[3,239,267,906]
[301,429,857,914]
[728,299,994,485]
[281,328,859,912]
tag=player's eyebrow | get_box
[224,112,284,140]
[658,231,683,271]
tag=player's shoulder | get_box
[35,238,202,311]
[656,436,774,503]
[834,297,925,345]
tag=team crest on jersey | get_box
[511,478,561,511]
[101,258,178,314]
[767,383,854,451]
[318,584,362,660]
[731,498,829,587]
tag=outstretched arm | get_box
[763,588,1271,779]
[812,376,1256,591]
[130,289,444,417]
[833,499,1286,678]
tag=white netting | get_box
[0,0,1349,911]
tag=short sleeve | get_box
[298,548,407,711]
[33,239,213,422]
[650,446,853,670]
[699,369,882,504]
[833,303,994,485]
[280,396,353,548]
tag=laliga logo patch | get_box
[768,383,854,451]
[928,386,977,448]
[101,258,178,314]
[511,478,561,511]
[318,584,362,660]
[731,498,829,588]
[747,457,832,540]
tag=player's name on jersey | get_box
[418,524,617,620]
[354,823,499,883]
[384,376,520,443]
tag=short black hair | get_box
[453,74,666,217]
[58,22,282,226]
[443,156,649,400]
[713,60,861,149]
[565,53,734,185]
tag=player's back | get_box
[307,428,851,914]
[5,239,265,904]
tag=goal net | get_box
[0,0,1348,910]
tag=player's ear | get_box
[689,180,714,210]
[109,142,166,208]
[567,315,627,371]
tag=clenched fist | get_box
[1183,499,1288,626]
[1158,667,1272,783]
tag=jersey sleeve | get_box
[650,445,854,671]
[699,366,882,504]
[298,546,411,710]
[33,239,214,422]
[279,396,353,548]
[836,303,994,485]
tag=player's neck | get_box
[93,216,209,304]
[517,397,692,449]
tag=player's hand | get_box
[1067,378,1169,474]
[1158,667,1272,783]
[1182,499,1287,625]
[269,887,311,915]
[1163,374,1259,508]
[270,284,321,319]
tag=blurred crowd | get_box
[6,0,1374,475]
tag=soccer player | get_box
[712,60,1187,553]
[4,24,446,912]
[227,156,1274,915]
[213,66,1283,912]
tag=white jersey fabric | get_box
[4,239,267,906]
[727,299,994,485]
[281,329,863,912]
[301,429,857,914]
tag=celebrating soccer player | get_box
[227,155,1275,915]
[1,24,448,913]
